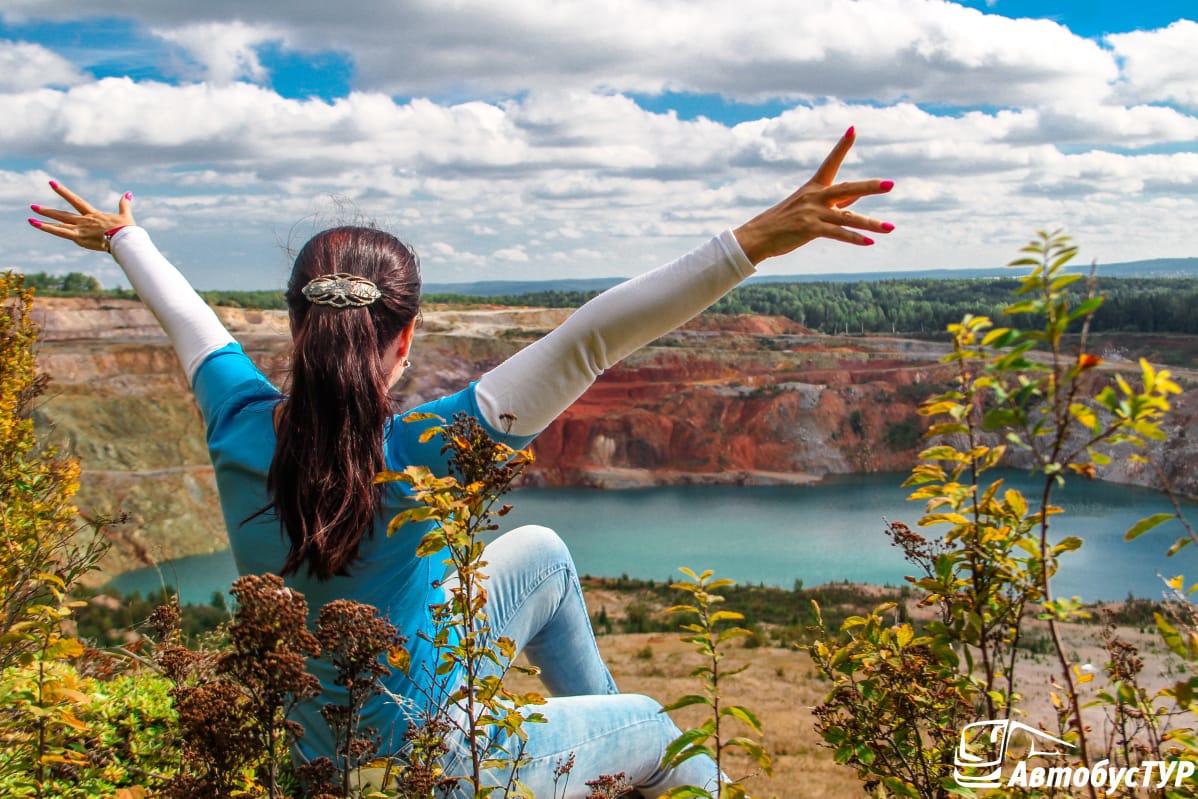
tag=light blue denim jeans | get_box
[438,525,722,798]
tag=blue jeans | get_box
[438,525,722,798]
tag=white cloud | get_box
[5,74,1196,284]
[4,0,1118,106]
[1108,20,1198,109]
[0,41,85,90]
[493,246,530,262]
[2,1,1196,286]
[152,21,278,84]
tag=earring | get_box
[401,358,411,369]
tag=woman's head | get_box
[263,226,422,579]
[285,227,421,357]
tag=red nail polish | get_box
[30,204,40,211]
[124,192,133,201]
[881,222,895,232]
[48,180,58,189]
[862,236,875,246]
[879,180,894,191]
[28,218,42,228]
[845,126,855,138]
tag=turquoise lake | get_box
[108,470,1196,605]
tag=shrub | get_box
[882,418,922,451]
[0,272,110,798]
[806,231,1196,799]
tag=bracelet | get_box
[102,225,129,252]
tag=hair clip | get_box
[302,273,382,308]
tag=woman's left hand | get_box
[29,182,135,252]
[733,128,894,265]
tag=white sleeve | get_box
[107,226,236,382]
[475,229,755,436]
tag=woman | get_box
[29,128,893,796]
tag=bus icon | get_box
[954,720,1074,788]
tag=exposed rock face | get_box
[528,329,951,488]
[28,297,1197,581]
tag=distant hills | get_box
[424,257,1198,297]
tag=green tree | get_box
[59,272,101,293]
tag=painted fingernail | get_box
[845,126,855,138]
[862,236,875,246]
[30,204,40,211]
[124,192,133,201]
[48,180,58,189]
[879,180,894,192]
[28,218,42,228]
[881,222,895,232]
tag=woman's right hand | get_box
[29,182,135,253]
[733,127,894,266]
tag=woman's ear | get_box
[385,319,419,388]
[396,318,417,359]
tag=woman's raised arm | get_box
[475,128,894,437]
[29,184,235,383]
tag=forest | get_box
[433,276,1198,336]
[27,271,1198,337]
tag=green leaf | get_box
[662,726,713,766]
[981,327,1018,347]
[415,531,447,557]
[717,627,753,644]
[1068,296,1104,320]
[1125,512,1175,541]
[721,704,763,734]
[722,784,748,799]
[662,786,712,799]
[669,745,718,766]
[662,694,712,712]
[1053,536,1083,554]
[386,505,438,536]
[883,776,920,798]
[727,736,772,772]
[1176,678,1194,709]
[919,445,963,462]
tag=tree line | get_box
[20,269,1198,335]
[20,270,102,293]
[433,276,1198,336]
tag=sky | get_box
[1,0,1195,290]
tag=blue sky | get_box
[1,0,1195,289]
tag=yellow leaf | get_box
[56,710,88,730]
[54,688,91,704]
[387,646,410,673]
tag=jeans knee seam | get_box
[489,561,571,643]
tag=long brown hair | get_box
[262,226,421,579]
